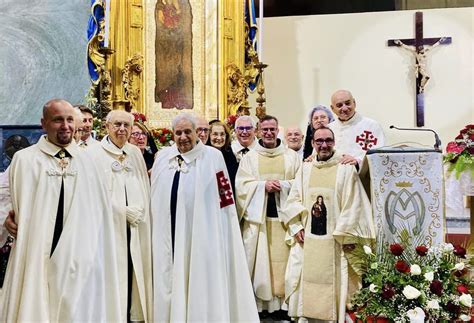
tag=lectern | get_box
[367,147,445,247]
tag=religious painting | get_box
[0,125,44,172]
[310,195,327,236]
[155,0,193,109]
[145,0,219,127]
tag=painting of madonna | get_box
[155,0,193,109]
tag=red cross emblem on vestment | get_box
[216,171,234,208]
[355,130,378,150]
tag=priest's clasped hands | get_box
[265,180,281,192]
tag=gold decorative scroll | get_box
[226,63,250,115]
[122,53,143,111]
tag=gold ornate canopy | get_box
[91,0,261,127]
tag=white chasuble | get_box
[87,136,153,322]
[0,136,121,322]
[151,142,258,322]
[236,141,301,312]
[282,151,375,322]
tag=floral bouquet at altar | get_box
[444,124,474,178]
[350,236,472,322]
[150,127,174,149]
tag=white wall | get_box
[261,8,474,148]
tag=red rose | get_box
[446,301,460,315]
[455,133,464,140]
[453,244,467,258]
[159,136,166,143]
[466,124,474,129]
[390,243,404,256]
[395,260,410,273]
[381,284,395,300]
[457,284,469,294]
[446,142,465,154]
[430,279,443,296]
[132,112,147,123]
[468,146,474,154]
[415,245,428,256]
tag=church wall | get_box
[262,7,473,149]
[0,0,91,125]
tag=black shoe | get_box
[259,310,270,319]
[271,309,291,321]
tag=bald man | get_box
[285,126,304,159]
[1,99,121,321]
[329,90,385,167]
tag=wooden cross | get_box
[388,12,451,127]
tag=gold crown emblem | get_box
[395,181,413,188]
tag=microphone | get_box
[389,125,442,151]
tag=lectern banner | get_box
[367,151,444,246]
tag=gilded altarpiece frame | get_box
[107,1,244,126]
[143,0,213,127]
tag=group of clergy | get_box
[0,89,386,323]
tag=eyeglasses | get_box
[196,127,209,133]
[260,127,277,133]
[313,138,335,146]
[236,126,253,133]
[131,132,147,139]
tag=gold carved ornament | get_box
[226,63,251,116]
[122,53,143,112]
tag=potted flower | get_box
[351,240,472,322]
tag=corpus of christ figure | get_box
[388,11,451,127]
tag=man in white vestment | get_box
[87,110,152,322]
[231,115,258,162]
[329,90,385,167]
[283,126,375,322]
[285,126,304,159]
[74,104,100,147]
[151,113,258,322]
[196,115,210,144]
[236,115,301,319]
[0,99,121,322]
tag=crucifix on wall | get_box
[388,12,451,127]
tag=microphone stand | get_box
[390,125,442,151]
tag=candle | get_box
[258,0,263,62]
[103,0,111,48]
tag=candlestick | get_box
[258,0,263,62]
